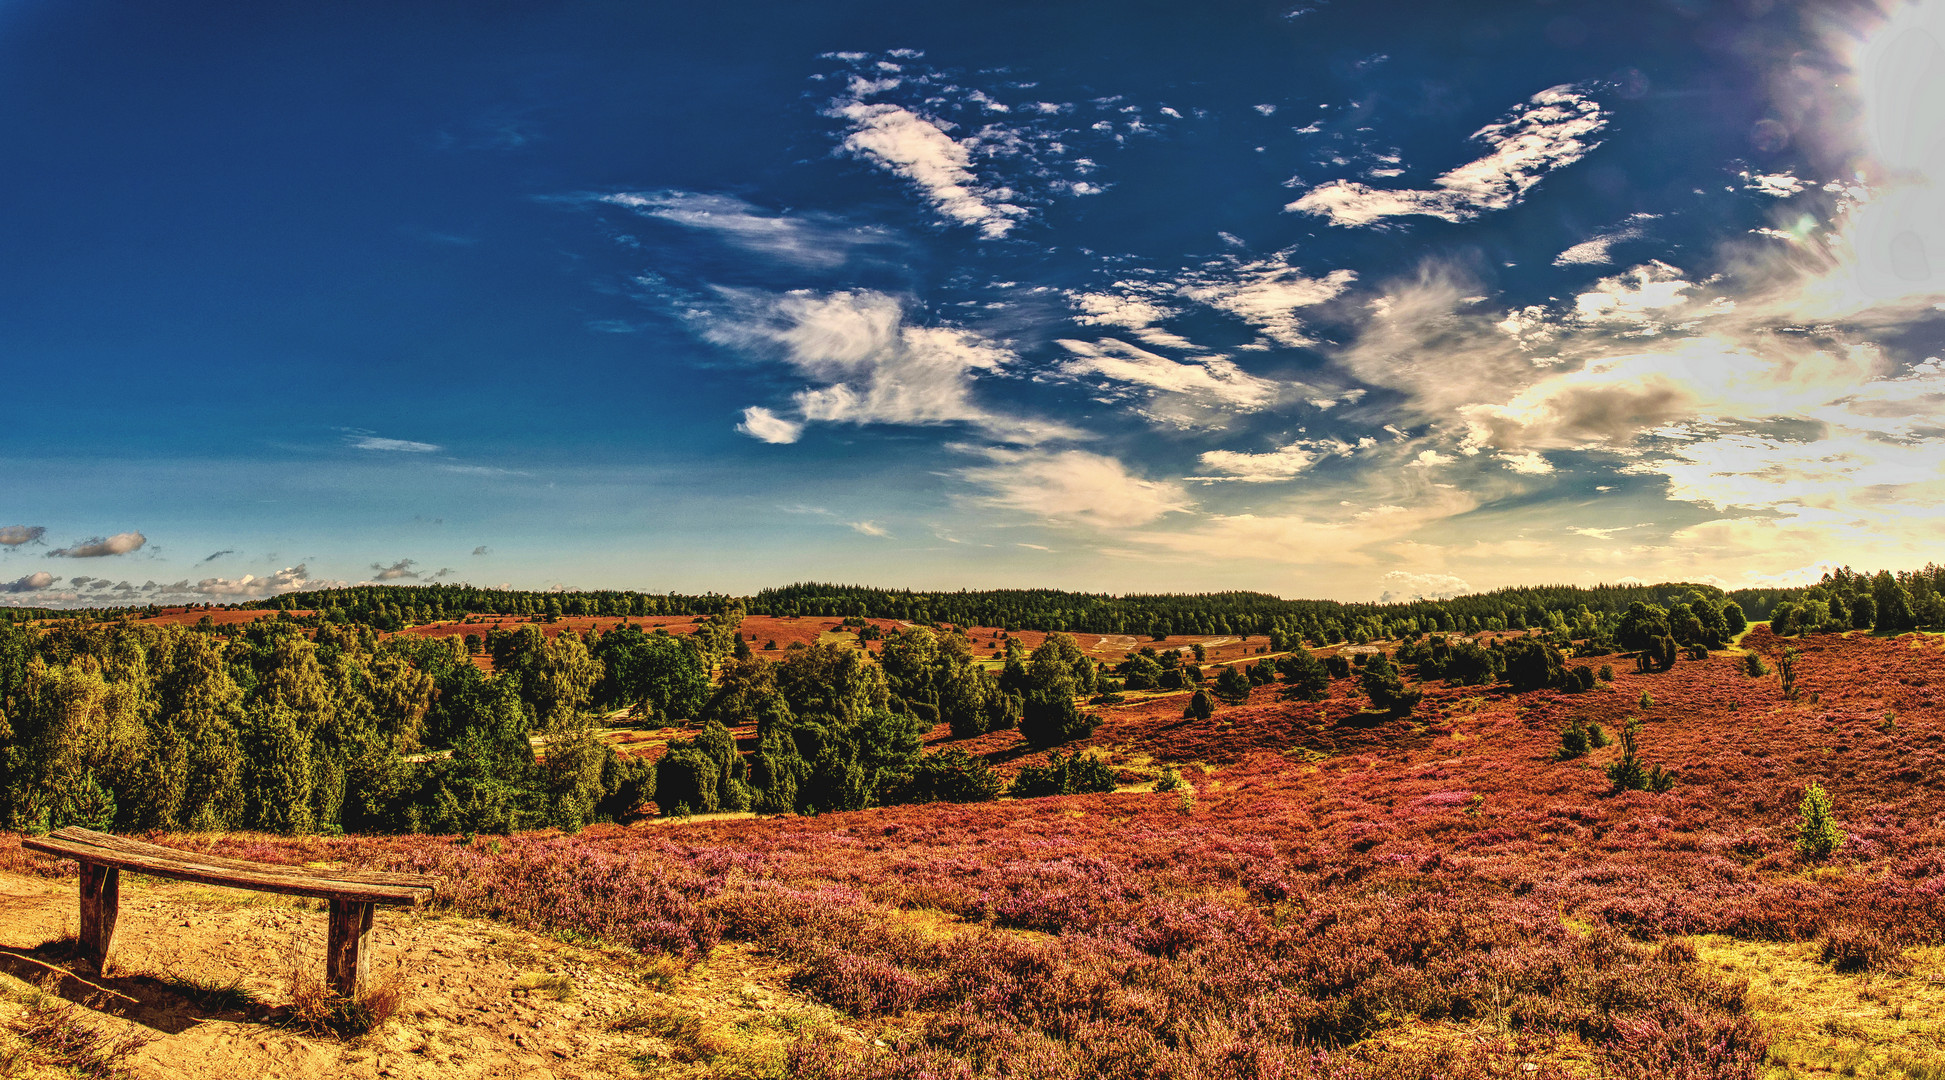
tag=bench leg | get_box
[325,899,375,998]
[79,863,120,975]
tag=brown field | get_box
[137,607,317,626]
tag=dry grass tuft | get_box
[7,977,150,1079]
[284,968,406,1037]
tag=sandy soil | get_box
[0,870,859,1079]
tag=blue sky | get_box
[4,0,1942,606]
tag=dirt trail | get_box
[0,870,853,1079]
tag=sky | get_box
[3,0,1943,607]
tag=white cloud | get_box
[1553,215,1655,267]
[1408,449,1455,468]
[598,191,889,267]
[1288,85,1605,225]
[1379,570,1473,602]
[0,526,46,547]
[708,289,1076,444]
[1572,261,1698,326]
[848,520,890,537]
[1496,449,1555,475]
[1054,338,1278,414]
[349,435,440,452]
[1191,437,1366,482]
[194,565,317,598]
[50,532,146,558]
[737,406,805,444]
[830,98,1026,238]
[1179,256,1357,347]
[1741,171,1807,197]
[958,448,1191,528]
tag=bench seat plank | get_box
[21,827,434,907]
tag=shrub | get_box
[1275,649,1331,701]
[1777,649,1800,699]
[1597,664,1614,682]
[1360,660,1422,717]
[1795,781,1842,861]
[1153,765,1184,792]
[1568,664,1596,692]
[1212,665,1252,705]
[1819,924,1903,973]
[1502,637,1566,691]
[1017,690,1100,747]
[1607,720,1674,792]
[1008,751,1118,798]
[879,749,1002,805]
[1183,689,1214,720]
[1558,720,1595,760]
[1741,653,1767,677]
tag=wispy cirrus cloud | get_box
[347,432,441,453]
[596,191,894,268]
[1289,85,1605,226]
[957,447,1191,528]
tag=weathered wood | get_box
[79,863,119,975]
[25,827,435,1002]
[22,827,434,906]
[325,899,375,998]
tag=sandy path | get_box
[0,870,856,1079]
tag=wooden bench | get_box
[21,827,436,997]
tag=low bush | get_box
[1008,751,1117,798]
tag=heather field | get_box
[11,627,1945,1077]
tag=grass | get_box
[283,968,407,1037]
[1693,937,1945,1078]
[4,977,150,1079]
[511,971,577,1000]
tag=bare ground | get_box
[0,870,863,1079]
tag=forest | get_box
[3,565,1940,841]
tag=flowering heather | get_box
[13,630,1945,1075]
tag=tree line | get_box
[0,605,1120,837]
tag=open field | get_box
[8,626,1945,1076]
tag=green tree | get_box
[1795,781,1842,860]
[1873,571,1917,633]
[1274,648,1330,701]
[1212,664,1252,705]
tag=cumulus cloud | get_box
[597,191,890,267]
[707,289,1076,444]
[1288,85,1605,225]
[1191,436,1370,482]
[348,433,441,452]
[0,526,46,547]
[192,565,318,598]
[370,559,420,581]
[1,571,56,594]
[737,406,805,444]
[958,448,1192,528]
[1379,570,1474,602]
[50,532,146,558]
[1741,171,1807,197]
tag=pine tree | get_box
[1795,781,1842,860]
